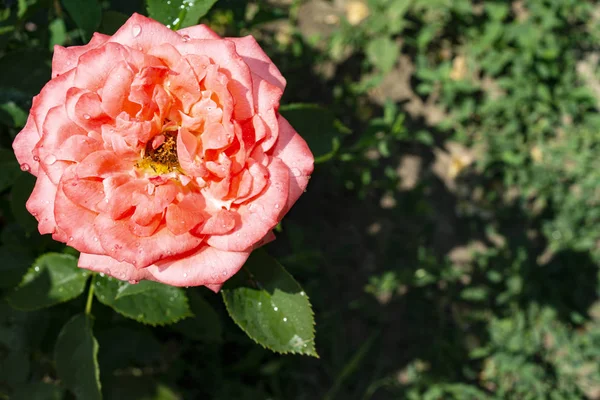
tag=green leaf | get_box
[279,103,349,163]
[94,276,192,325]
[11,383,64,400]
[172,290,222,342]
[0,101,27,127]
[48,18,67,49]
[0,245,34,289]
[366,36,399,73]
[222,249,317,357]
[61,0,102,40]
[7,253,90,311]
[9,171,37,234]
[146,0,218,29]
[54,314,102,400]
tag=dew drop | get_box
[128,279,139,284]
[273,306,279,311]
[300,291,305,296]
[183,272,188,278]
[83,114,91,120]
[275,204,280,209]
[283,317,287,322]
[132,24,142,37]
[221,270,227,276]
[20,163,30,171]
[34,266,40,272]
[44,154,57,165]
[291,167,302,177]
[33,155,40,162]
[69,236,74,241]
[93,236,98,242]
[181,34,190,42]
[258,302,262,306]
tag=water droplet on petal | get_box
[183,272,188,278]
[181,34,190,42]
[44,154,57,165]
[275,204,280,209]
[69,236,74,241]
[93,237,99,242]
[132,24,141,37]
[20,163,30,171]
[291,167,302,177]
[128,279,139,284]
[83,114,91,120]
[33,155,40,162]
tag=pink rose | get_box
[12,14,313,291]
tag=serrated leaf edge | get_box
[222,263,318,358]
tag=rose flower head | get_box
[12,14,314,291]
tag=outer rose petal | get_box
[30,70,75,139]
[78,253,153,282]
[207,158,290,252]
[177,24,220,40]
[230,36,286,91]
[108,13,183,53]
[272,115,314,214]
[13,114,40,176]
[52,32,110,78]
[78,246,250,288]
[26,170,58,235]
[54,175,106,255]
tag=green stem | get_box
[85,278,95,315]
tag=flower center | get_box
[136,133,180,175]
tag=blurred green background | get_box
[2,0,600,399]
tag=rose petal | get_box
[176,40,254,120]
[93,214,203,268]
[13,114,41,176]
[54,173,105,254]
[108,13,183,53]
[26,169,58,235]
[194,209,237,235]
[52,32,110,78]
[148,245,250,286]
[166,193,206,235]
[79,245,250,288]
[76,151,132,178]
[207,158,289,251]
[230,36,286,91]
[272,115,314,214]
